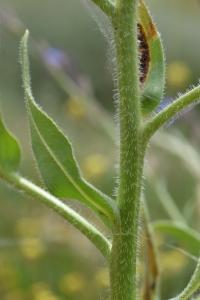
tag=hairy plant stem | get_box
[143,84,200,143]
[110,1,143,299]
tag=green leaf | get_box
[0,114,21,173]
[138,0,166,114]
[20,30,118,225]
[153,221,200,258]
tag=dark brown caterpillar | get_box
[137,23,150,84]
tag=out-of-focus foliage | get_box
[0,0,200,299]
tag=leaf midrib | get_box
[29,103,110,217]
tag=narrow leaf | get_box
[20,30,117,225]
[141,204,159,300]
[154,179,186,224]
[0,114,21,173]
[138,0,166,114]
[170,258,200,300]
[153,221,200,258]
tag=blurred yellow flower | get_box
[16,217,41,237]
[66,97,86,119]
[167,61,191,89]
[4,289,25,300]
[32,282,60,300]
[20,238,46,260]
[95,267,109,287]
[83,154,109,178]
[59,272,86,294]
[0,258,18,290]
[160,250,187,274]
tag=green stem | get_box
[110,1,143,299]
[143,85,200,143]
[91,0,115,17]
[0,172,111,259]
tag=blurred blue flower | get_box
[156,97,172,113]
[42,47,92,91]
[42,47,68,69]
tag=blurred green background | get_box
[0,0,200,299]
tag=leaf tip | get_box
[19,28,32,99]
[21,29,30,44]
[20,29,29,60]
